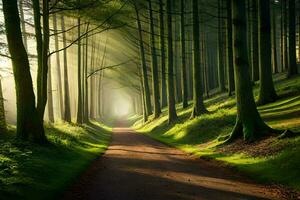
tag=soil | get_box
[62,128,298,200]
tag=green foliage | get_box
[0,122,111,200]
[136,74,300,190]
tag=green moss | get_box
[0,122,111,200]
[136,74,300,191]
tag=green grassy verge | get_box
[0,122,111,200]
[135,73,300,190]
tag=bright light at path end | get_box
[112,99,132,117]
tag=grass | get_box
[135,73,300,191]
[0,122,112,200]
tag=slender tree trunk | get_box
[158,0,167,108]
[181,0,188,108]
[226,0,235,96]
[257,0,278,105]
[283,0,289,70]
[61,16,71,122]
[228,0,273,142]
[2,0,46,143]
[135,3,152,117]
[47,57,54,123]
[287,0,298,77]
[83,29,89,123]
[251,0,260,81]
[90,42,96,119]
[166,0,177,123]
[272,5,278,74]
[53,14,64,119]
[191,0,206,118]
[0,78,7,133]
[18,0,28,51]
[76,17,83,124]
[148,0,161,118]
[218,0,226,92]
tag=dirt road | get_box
[62,128,285,200]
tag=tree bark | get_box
[148,0,161,118]
[0,78,7,133]
[181,0,188,108]
[191,0,206,118]
[47,57,54,123]
[218,0,226,92]
[228,0,273,142]
[76,17,83,124]
[166,0,177,123]
[257,0,278,105]
[272,4,278,74]
[2,0,46,143]
[251,0,260,81]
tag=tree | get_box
[76,16,83,124]
[191,0,206,118]
[257,0,278,105]
[61,16,72,123]
[181,0,188,108]
[251,0,260,81]
[287,0,298,77]
[226,0,273,142]
[217,0,226,92]
[148,0,161,118]
[2,0,46,143]
[166,0,177,123]
[0,77,7,133]
[47,58,54,123]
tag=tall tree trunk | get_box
[226,0,235,96]
[148,0,161,118]
[287,0,298,77]
[272,4,278,74]
[191,0,206,118]
[251,0,260,81]
[83,30,89,123]
[166,0,177,123]
[61,16,71,122]
[283,0,289,70]
[76,17,83,124]
[47,57,54,123]
[218,0,226,92]
[90,42,95,119]
[158,0,167,108]
[134,3,152,118]
[0,78,7,133]
[19,0,28,51]
[2,0,46,143]
[228,0,273,142]
[181,0,188,108]
[257,0,278,105]
[53,14,64,119]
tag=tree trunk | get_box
[158,0,167,108]
[166,0,177,123]
[181,0,188,108]
[251,0,260,81]
[76,17,83,124]
[83,29,89,123]
[218,0,226,92]
[0,78,7,133]
[47,57,54,123]
[272,5,278,74]
[53,14,64,119]
[148,0,161,118]
[257,0,278,105]
[228,0,273,142]
[135,3,152,118]
[191,0,206,118]
[61,16,71,122]
[18,0,28,51]
[2,0,46,143]
[287,0,298,77]
[226,0,235,96]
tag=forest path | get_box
[62,127,283,200]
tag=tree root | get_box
[277,130,300,140]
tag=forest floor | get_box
[63,127,287,200]
[0,122,111,200]
[134,73,300,199]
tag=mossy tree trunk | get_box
[166,0,177,123]
[2,0,46,143]
[287,0,298,77]
[228,0,273,142]
[257,0,278,105]
[191,0,206,118]
[148,0,161,119]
